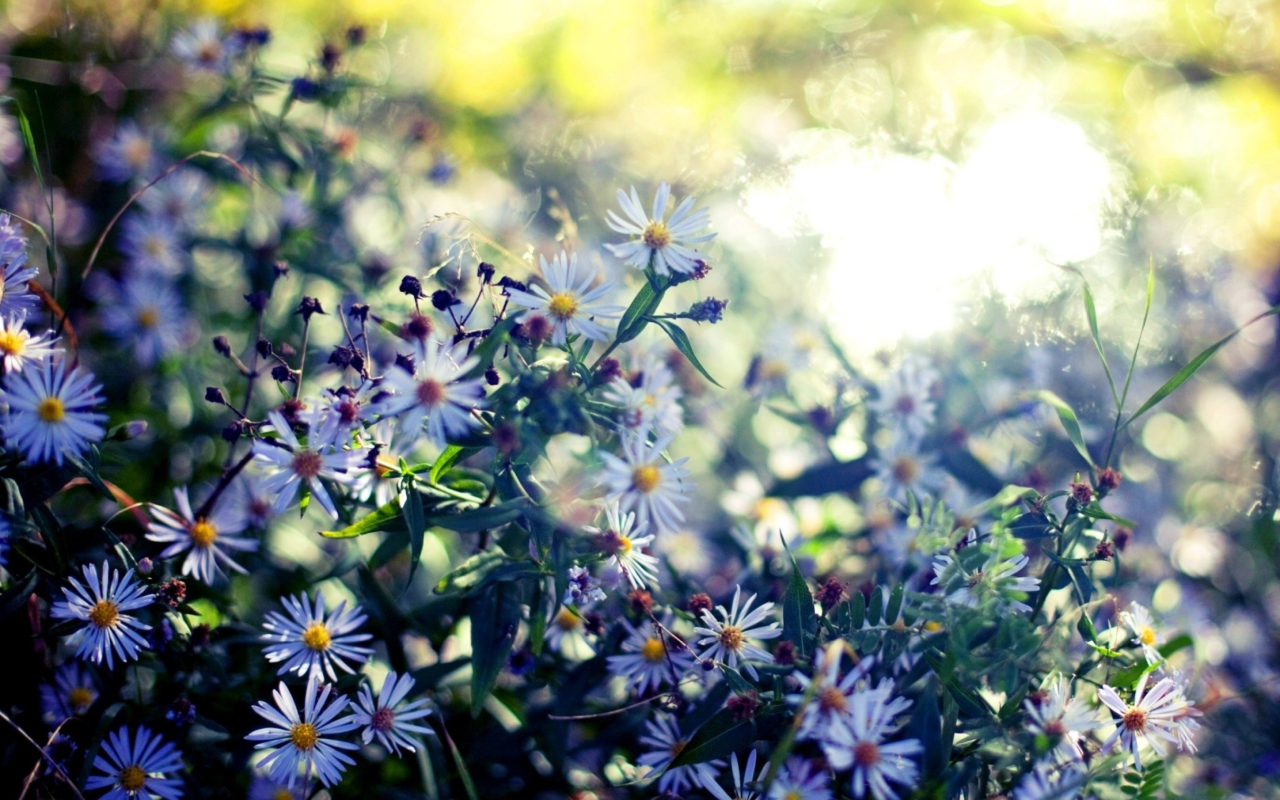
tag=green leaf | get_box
[469,579,524,717]
[430,445,478,484]
[645,317,722,387]
[886,583,905,624]
[1010,512,1056,539]
[427,500,529,533]
[681,681,731,736]
[720,665,755,695]
[444,724,481,800]
[1081,279,1120,410]
[1108,657,1162,690]
[1077,613,1099,644]
[435,549,510,595]
[1088,642,1123,659]
[615,280,663,345]
[403,486,427,586]
[15,103,44,199]
[460,316,519,382]
[781,537,816,658]
[0,570,37,620]
[1158,633,1193,659]
[320,501,405,538]
[1031,390,1094,467]
[1079,502,1136,528]
[668,707,757,768]
[1122,303,1280,430]
[910,678,945,779]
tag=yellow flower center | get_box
[416,379,446,407]
[923,621,943,633]
[190,519,218,548]
[1140,627,1156,646]
[640,637,666,662]
[717,624,743,651]
[556,608,581,629]
[273,790,294,800]
[88,600,119,629]
[118,764,147,791]
[784,793,802,800]
[642,221,672,249]
[631,464,661,494]
[618,535,633,554]
[68,687,94,710]
[137,306,159,328]
[0,328,26,356]
[302,622,331,651]
[37,397,66,423]
[289,722,319,751]
[546,292,578,320]
[144,237,166,257]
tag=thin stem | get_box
[293,316,312,400]
[0,709,87,800]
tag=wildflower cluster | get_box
[0,13,1244,800]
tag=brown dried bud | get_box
[1097,467,1122,493]
[816,576,845,611]
[628,590,654,616]
[773,639,797,665]
[1093,540,1115,561]
[1113,526,1131,551]
[687,593,713,616]
[403,313,433,341]
[1069,481,1093,506]
[726,691,760,722]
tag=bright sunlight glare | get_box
[744,110,1118,350]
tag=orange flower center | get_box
[118,765,147,791]
[88,600,119,629]
[891,456,918,484]
[1122,707,1148,732]
[818,686,848,713]
[556,608,581,629]
[717,625,743,651]
[289,722,319,751]
[68,687,94,710]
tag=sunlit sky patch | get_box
[744,110,1119,350]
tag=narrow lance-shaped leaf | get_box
[1081,279,1120,410]
[1121,303,1280,430]
[781,535,817,657]
[403,481,427,586]
[646,316,722,387]
[1030,390,1094,467]
[469,579,524,717]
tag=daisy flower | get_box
[146,486,258,584]
[86,726,184,800]
[248,773,305,800]
[92,122,161,183]
[871,433,945,503]
[1098,672,1201,771]
[637,713,724,795]
[867,358,938,442]
[96,275,188,366]
[119,213,185,276]
[50,562,153,668]
[768,757,833,800]
[606,182,716,277]
[378,337,486,448]
[313,381,379,445]
[0,358,106,466]
[1118,601,1165,664]
[931,545,1040,615]
[598,429,691,535]
[821,687,922,800]
[352,672,433,755]
[607,614,693,694]
[171,18,237,73]
[251,410,356,519]
[1012,761,1087,800]
[1023,675,1101,763]
[602,355,684,437]
[706,750,765,800]
[694,585,781,679]
[586,503,660,589]
[0,312,60,373]
[545,603,597,660]
[40,661,100,724]
[247,679,359,789]
[787,642,875,742]
[504,250,623,345]
[349,421,415,508]
[261,592,374,681]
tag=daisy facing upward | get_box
[147,485,258,584]
[260,592,374,681]
[606,182,716,277]
[598,427,691,535]
[0,358,106,466]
